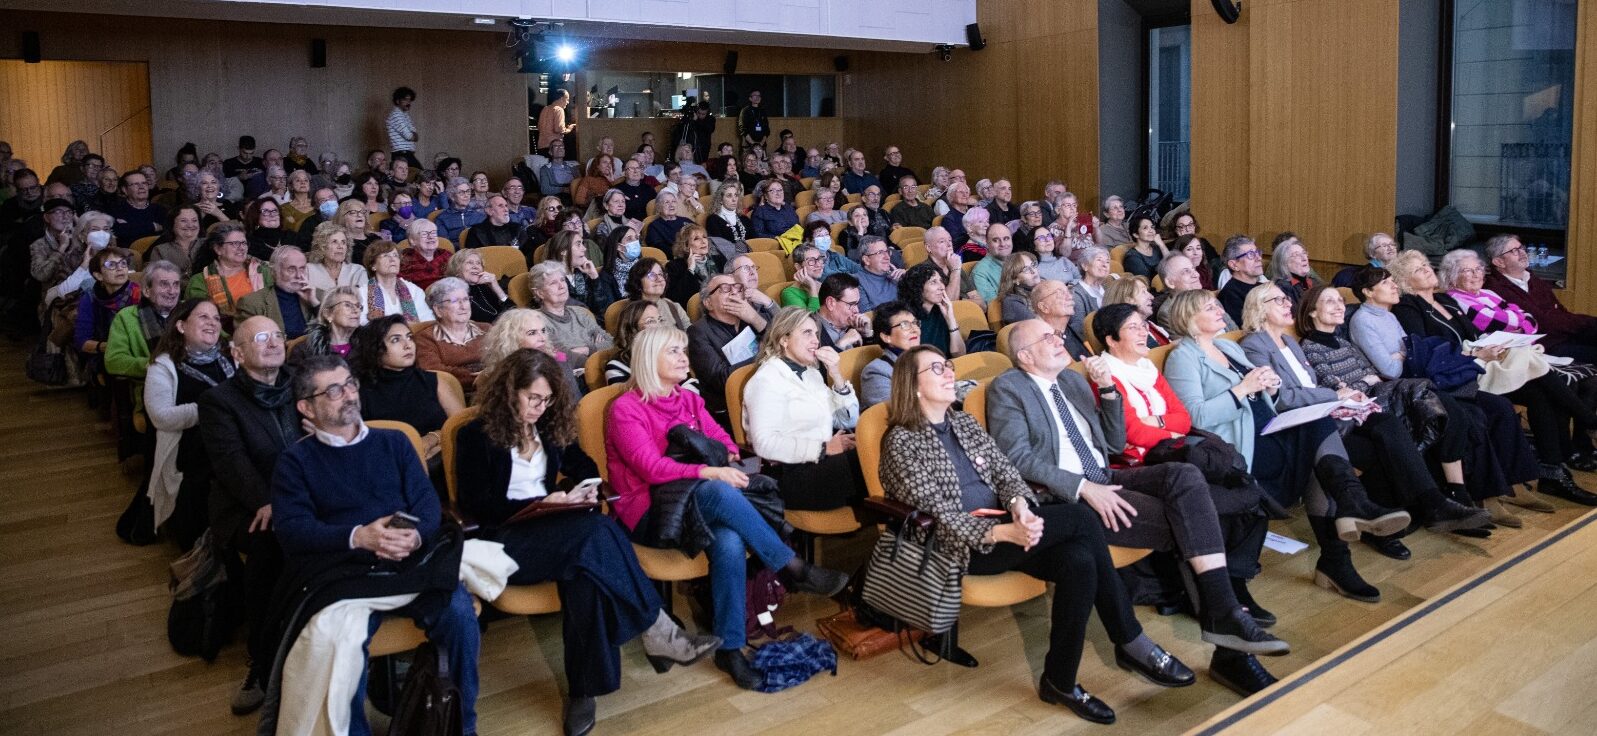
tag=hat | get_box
[43,197,75,213]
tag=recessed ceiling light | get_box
[472,17,496,25]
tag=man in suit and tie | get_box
[985,319,1286,694]
[236,246,317,339]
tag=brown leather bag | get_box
[815,607,923,661]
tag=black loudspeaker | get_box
[833,55,850,72]
[1211,0,1242,24]
[310,38,327,68]
[22,31,41,64]
[965,23,985,51]
[723,50,738,76]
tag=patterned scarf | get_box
[368,279,420,322]
[136,302,168,349]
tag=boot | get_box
[1315,456,1410,541]
[641,611,721,672]
[1417,483,1492,533]
[1308,516,1380,603]
[1231,577,1276,628]
[1502,483,1556,513]
[1483,497,1522,528]
[782,560,850,597]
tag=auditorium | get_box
[2,0,1596,733]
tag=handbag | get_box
[665,423,729,467]
[1402,334,1484,393]
[859,514,962,635]
[25,334,69,386]
[167,529,231,661]
[386,641,464,736]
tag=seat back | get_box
[438,406,482,505]
[951,299,988,340]
[952,351,1012,382]
[477,245,525,280]
[1337,286,1359,305]
[764,280,794,304]
[686,292,703,322]
[838,345,884,388]
[603,299,629,334]
[899,239,928,267]
[962,382,989,429]
[433,370,465,407]
[584,347,617,391]
[725,362,758,447]
[746,237,781,253]
[747,251,787,287]
[1083,310,1102,353]
[1147,343,1175,372]
[856,403,890,500]
[367,420,425,463]
[1220,329,1245,344]
[576,384,628,482]
[995,323,1019,357]
[986,297,1004,331]
[1109,243,1130,274]
[507,272,534,307]
[640,246,668,264]
[890,226,926,247]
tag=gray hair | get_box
[1437,249,1483,291]
[1364,232,1396,260]
[425,276,469,307]
[1075,245,1109,269]
[857,235,889,256]
[923,225,950,244]
[142,259,181,288]
[268,244,305,270]
[1222,235,1256,262]
[406,217,437,240]
[528,261,567,292]
[1156,251,1191,281]
[1485,233,1521,261]
[700,272,736,303]
[1102,195,1123,216]
[446,176,469,191]
[791,243,820,265]
[1264,239,1315,282]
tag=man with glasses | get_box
[726,255,775,328]
[237,246,318,339]
[815,273,872,351]
[1038,180,1068,225]
[268,354,480,735]
[986,318,1284,694]
[799,148,824,179]
[890,175,935,230]
[198,315,301,716]
[1483,233,1597,363]
[688,272,766,430]
[859,184,894,238]
[878,146,912,194]
[501,177,532,225]
[855,236,902,312]
[1217,235,1265,326]
[435,177,485,243]
[110,170,167,243]
[537,139,579,200]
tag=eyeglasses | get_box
[644,271,666,281]
[917,360,955,376]
[862,248,890,258]
[802,256,825,265]
[732,264,757,276]
[838,299,861,309]
[1263,295,1290,306]
[1020,265,1038,275]
[711,282,747,296]
[306,376,360,401]
[252,330,287,344]
[887,319,919,333]
[224,239,249,248]
[1234,250,1262,261]
[439,296,470,306]
[1014,330,1063,355]
[1457,266,1485,276]
[100,259,129,270]
[1499,245,1526,258]
[522,392,553,410]
[330,300,359,311]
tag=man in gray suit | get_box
[986,319,1287,693]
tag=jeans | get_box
[351,585,480,736]
[695,480,796,650]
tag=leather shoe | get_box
[713,648,762,690]
[1421,497,1492,533]
[1540,473,1597,506]
[1039,678,1115,724]
[784,561,850,597]
[1361,532,1411,561]
[1502,486,1556,513]
[1208,648,1278,697]
[562,696,596,736]
[922,632,979,667]
[1201,607,1290,656]
[1114,644,1195,687]
[1231,577,1276,628]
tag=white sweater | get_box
[743,358,859,464]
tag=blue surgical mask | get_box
[397,204,415,219]
[623,240,641,260]
[814,234,831,250]
[318,200,339,218]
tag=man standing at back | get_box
[738,90,770,156]
[386,87,420,169]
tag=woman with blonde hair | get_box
[333,199,378,264]
[280,169,315,232]
[306,220,368,297]
[605,325,848,690]
[664,223,721,306]
[480,308,556,372]
[743,306,862,510]
[292,285,362,360]
[1102,275,1169,346]
[704,180,752,245]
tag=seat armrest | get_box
[862,497,934,533]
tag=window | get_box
[1146,25,1191,201]
[580,72,836,119]
[1446,0,1575,275]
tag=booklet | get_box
[1472,331,1543,350]
[721,326,758,365]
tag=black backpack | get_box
[167,530,231,660]
[387,642,464,736]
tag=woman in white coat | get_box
[742,306,864,510]
[144,298,236,550]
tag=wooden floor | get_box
[1191,510,1597,735]
[1,340,1593,735]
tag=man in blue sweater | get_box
[272,354,480,736]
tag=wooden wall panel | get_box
[576,116,849,163]
[0,11,524,180]
[0,60,152,173]
[1189,0,1250,241]
[1563,0,1597,313]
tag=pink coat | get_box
[605,388,738,529]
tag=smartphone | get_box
[388,511,420,530]
[970,508,1008,518]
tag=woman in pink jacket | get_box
[605,325,848,690]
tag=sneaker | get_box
[230,670,265,716]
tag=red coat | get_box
[1109,372,1191,462]
[1483,271,1597,348]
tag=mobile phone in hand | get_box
[388,511,420,530]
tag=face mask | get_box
[397,205,414,219]
[623,240,641,260]
[318,200,339,218]
[87,230,112,250]
[814,235,831,250]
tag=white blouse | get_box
[506,442,549,501]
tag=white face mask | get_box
[87,230,112,250]
[814,235,831,250]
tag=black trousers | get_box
[766,449,865,511]
[1101,463,1227,558]
[1455,390,1537,497]
[227,527,283,678]
[1342,412,1450,508]
[491,511,661,698]
[967,503,1142,688]
[1506,374,1597,465]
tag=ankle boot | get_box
[1416,483,1492,533]
[1230,577,1276,628]
[1307,516,1380,603]
[1314,456,1411,541]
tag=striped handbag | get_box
[860,518,963,635]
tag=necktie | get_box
[1050,384,1111,484]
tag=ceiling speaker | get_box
[1212,0,1242,24]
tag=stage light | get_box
[555,44,576,63]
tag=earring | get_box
[916,391,922,398]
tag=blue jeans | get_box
[695,480,796,649]
[351,584,480,736]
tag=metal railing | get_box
[1154,140,1189,200]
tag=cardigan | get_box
[1163,337,1276,470]
[413,321,488,389]
[604,388,738,529]
[453,418,570,528]
[104,303,165,379]
[743,358,859,464]
[879,410,1039,569]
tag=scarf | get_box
[239,371,299,444]
[1104,354,1167,418]
[368,279,420,322]
[567,272,589,300]
[92,281,140,342]
[717,208,747,241]
[176,351,235,386]
[613,254,638,296]
[136,302,168,349]
[202,259,267,315]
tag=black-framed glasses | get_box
[862,248,890,258]
[521,392,553,410]
[918,360,955,377]
[306,376,359,401]
[711,282,747,296]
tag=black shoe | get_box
[1313,558,1381,603]
[1208,648,1279,697]
[1114,644,1195,687]
[230,669,265,716]
[562,697,596,736]
[713,648,762,690]
[1231,577,1276,628]
[1039,678,1116,724]
[1201,607,1290,656]
[1421,497,1492,534]
[1451,526,1493,539]
[1568,452,1597,473]
[783,561,850,597]
[922,632,979,667]
[1361,532,1411,560]
[1540,471,1597,506]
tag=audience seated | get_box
[995,251,1040,327]
[414,277,488,389]
[890,175,935,230]
[444,248,511,324]
[537,139,580,199]
[243,198,293,260]
[525,260,612,376]
[687,272,766,429]
[1331,232,1397,288]
[860,302,919,410]
[109,169,167,244]
[726,254,777,328]
[614,159,653,221]
[269,353,481,735]
[880,344,1192,722]
[625,257,692,330]
[27,197,82,287]
[664,224,722,306]
[197,315,295,714]
[922,225,979,304]
[897,262,965,358]
[307,221,369,300]
[398,218,451,290]
[359,240,432,323]
[1216,235,1265,326]
[781,243,828,311]
[1095,195,1129,246]
[813,273,873,351]
[807,187,846,226]
[75,247,140,365]
[550,230,619,316]
[293,286,360,360]
[186,223,271,322]
[704,181,752,246]
[350,314,461,448]
[147,204,204,274]
[605,325,848,690]
[236,246,315,339]
[291,187,339,249]
[1070,247,1111,343]
[1028,279,1092,360]
[434,177,485,242]
[144,297,233,550]
[465,193,521,248]
[957,208,992,263]
[1483,233,1597,364]
[606,299,697,391]
[1264,233,1320,307]
[645,189,690,251]
[519,196,566,256]
[1102,275,1170,346]
[598,225,642,301]
[1122,214,1166,281]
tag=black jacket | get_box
[198,372,303,544]
[454,418,571,528]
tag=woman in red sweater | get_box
[1094,303,1191,462]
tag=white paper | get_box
[1472,331,1543,350]
[721,326,758,366]
[1261,401,1343,435]
[1263,532,1309,555]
